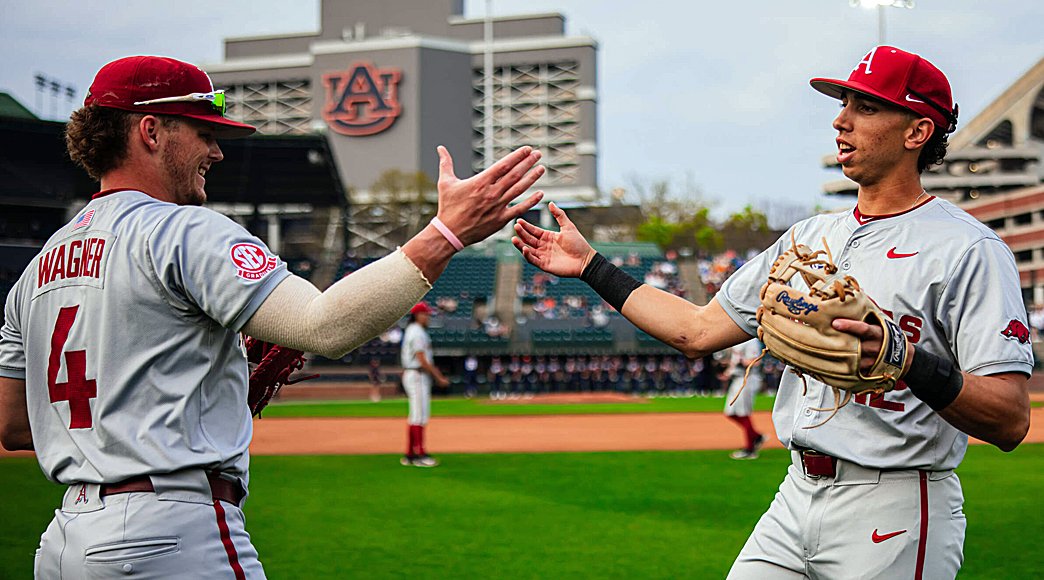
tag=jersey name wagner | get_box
[35,232,114,293]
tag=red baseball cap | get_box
[410,302,434,315]
[810,46,958,134]
[84,56,256,138]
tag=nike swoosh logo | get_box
[905,94,925,103]
[887,247,918,259]
[872,529,908,543]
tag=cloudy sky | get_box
[1,1,1041,220]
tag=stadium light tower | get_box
[483,0,495,168]
[850,0,914,45]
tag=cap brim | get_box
[181,112,256,139]
[810,77,907,114]
[89,102,257,139]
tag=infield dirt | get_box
[4,394,1042,458]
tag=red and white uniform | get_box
[0,189,289,578]
[400,321,433,426]
[724,339,763,417]
[717,198,1033,579]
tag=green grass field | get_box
[2,445,1040,579]
[260,394,778,418]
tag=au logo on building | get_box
[322,62,403,137]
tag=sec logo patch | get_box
[230,243,277,281]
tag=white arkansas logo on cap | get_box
[230,242,277,281]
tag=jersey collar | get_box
[92,187,144,200]
[852,195,936,225]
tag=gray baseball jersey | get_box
[400,321,433,426]
[400,321,432,370]
[725,339,763,417]
[0,189,289,485]
[718,197,1033,470]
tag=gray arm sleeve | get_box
[242,249,431,358]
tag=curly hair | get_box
[917,125,949,173]
[64,106,146,181]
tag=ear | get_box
[904,117,935,151]
[136,115,163,153]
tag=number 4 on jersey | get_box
[48,306,97,429]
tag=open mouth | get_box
[837,140,856,164]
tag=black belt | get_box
[100,472,243,506]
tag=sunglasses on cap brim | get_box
[133,90,227,116]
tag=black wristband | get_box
[902,348,964,412]
[580,252,643,312]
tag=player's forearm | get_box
[933,372,1030,452]
[0,429,32,451]
[620,290,750,359]
[0,377,33,451]
[243,250,431,358]
[900,346,1031,451]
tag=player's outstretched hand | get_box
[512,202,596,278]
[435,145,545,246]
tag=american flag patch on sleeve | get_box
[73,209,95,230]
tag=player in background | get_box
[548,355,564,392]
[487,355,506,399]
[724,339,767,460]
[512,46,1031,579]
[0,55,544,577]
[368,357,384,403]
[400,302,448,467]
[462,354,480,399]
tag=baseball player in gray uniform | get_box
[724,338,766,460]
[0,55,545,578]
[512,46,1032,579]
[400,302,448,467]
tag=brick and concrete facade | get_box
[962,184,1044,303]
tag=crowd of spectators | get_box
[641,259,686,297]
[474,313,511,339]
[436,295,460,314]
[362,349,784,400]
[697,249,756,298]
[451,354,745,399]
[518,253,686,327]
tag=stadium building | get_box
[206,0,598,255]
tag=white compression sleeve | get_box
[242,249,431,358]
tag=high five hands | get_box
[512,202,597,277]
[435,145,546,246]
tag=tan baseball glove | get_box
[244,337,319,417]
[753,236,910,427]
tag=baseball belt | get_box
[799,450,838,479]
[100,472,243,506]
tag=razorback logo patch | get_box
[1000,319,1031,344]
[230,243,277,281]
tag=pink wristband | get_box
[430,216,464,251]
